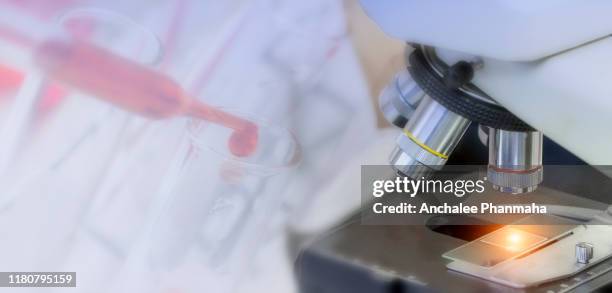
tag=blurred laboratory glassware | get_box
[0,73,44,181]
[113,109,300,293]
[0,5,166,206]
[57,7,163,65]
[154,108,300,260]
[0,6,170,279]
[39,2,265,290]
[264,0,347,86]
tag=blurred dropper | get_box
[34,38,258,157]
[0,6,259,157]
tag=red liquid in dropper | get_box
[35,39,258,156]
[188,103,258,157]
[228,122,258,157]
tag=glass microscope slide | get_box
[443,215,577,268]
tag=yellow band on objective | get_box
[402,129,449,160]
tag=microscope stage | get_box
[296,216,612,292]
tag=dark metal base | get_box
[295,214,612,293]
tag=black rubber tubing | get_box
[408,48,534,132]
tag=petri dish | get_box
[187,108,302,177]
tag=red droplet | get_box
[228,122,258,157]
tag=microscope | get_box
[296,1,612,292]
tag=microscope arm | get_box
[469,37,612,165]
[359,0,612,61]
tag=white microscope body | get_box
[360,0,612,165]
